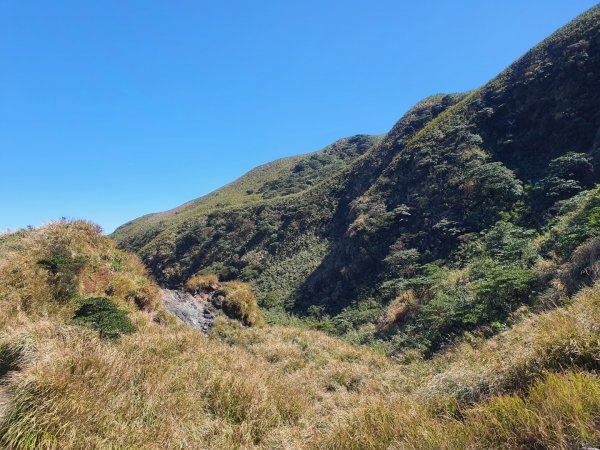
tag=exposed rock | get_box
[161,289,217,334]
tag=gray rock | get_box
[161,289,216,334]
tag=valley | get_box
[2,4,600,449]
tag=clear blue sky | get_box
[1,1,597,233]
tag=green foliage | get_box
[252,234,330,311]
[548,152,594,183]
[530,153,596,219]
[73,297,136,340]
[396,264,533,353]
[381,222,539,354]
[543,187,600,258]
[313,298,383,335]
[113,5,600,358]
[37,253,87,301]
[465,162,524,226]
[481,221,538,267]
[472,264,536,316]
[258,136,377,199]
[384,245,420,278]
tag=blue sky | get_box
[1,0,597,233]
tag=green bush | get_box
[465,162,523,227]
[385,224,538,353]
[542,187,600,258]
[37,252,87,301]
[482,222,538,267]
[473,265,537,317]
[73,297,136,340]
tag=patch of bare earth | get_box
[0,385,9,421]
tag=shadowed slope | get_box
[114,6,600,349]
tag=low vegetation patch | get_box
[184,273,219,293]
[73,297,136,339]
[1,220,600,448]
[221,281,265,327]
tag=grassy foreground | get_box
[1,221,600,448]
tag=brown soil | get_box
[0,385,9,422]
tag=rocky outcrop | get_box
[161,289,217,333]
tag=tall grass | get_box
[1,221,600,448]
[318,371,600,449]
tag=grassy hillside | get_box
[114,134,381,251]
[2,222,600,448]
[113,5,600,357]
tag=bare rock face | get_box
[161,289,217,334]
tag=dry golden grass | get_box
[317,371,600,450]
[184,273,219,293]
[220,281,265,327]
[1,220,600,449]
[377,290,416,332]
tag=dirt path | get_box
[0,385,9,422]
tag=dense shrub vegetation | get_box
[2,5,600,448]
[113,4,600,361]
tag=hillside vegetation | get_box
[115,134,380,252]
[114,6,600,357]
[4,5,600,448]
[1,220,600,449]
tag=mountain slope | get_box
[0,221,600,450]
[114,5,600,351]
[3,221,600,448]
[114,134,381,251]
[114,94,465,306]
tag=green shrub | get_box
[73,297,136,339]
[37,253,87,301]
[473,265,537,316]
[465,162,523,227]
[543,187,600,259]
[374,218,541,354]
[482,221,538,267]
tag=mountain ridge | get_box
[4,5,600,448]
[114,4,600,353]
